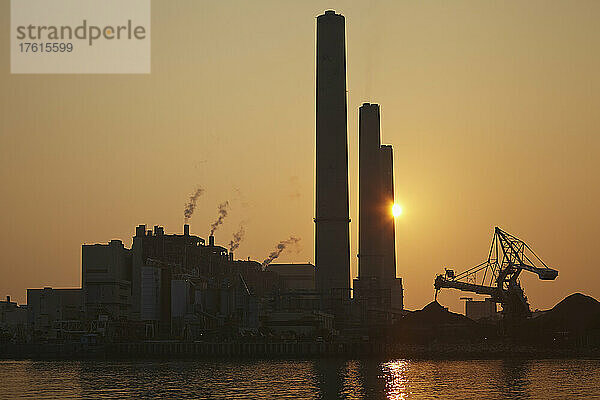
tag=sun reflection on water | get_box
[381,360,410,400]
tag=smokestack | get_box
[380,145,397,281]
[184,224,190,236]
[6,296,9,303]
[209,235,215,247]
[135,225,146,237]
[358,103,385,279]
[315,10,351,300]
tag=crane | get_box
[434,227,558,322]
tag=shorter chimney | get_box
[230,252,234,261]
[184,224,190,236]
[6,296,10,303]
[135,225,146,237]
[209,235,215,247]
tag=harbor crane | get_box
[434,227,558,322]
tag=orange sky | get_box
[1,0,599,313]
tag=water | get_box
[1,359,599,399]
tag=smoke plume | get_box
[210,201,230,235]
[229,225,246,252]
[262,236,301,268]
[183,188,204,222]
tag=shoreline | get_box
[2,342,599,361]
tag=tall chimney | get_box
[184,224,190,236]
[358,103,385,279]
[315,10,351,300]
[380,145,396,281]
[209,235,215,247]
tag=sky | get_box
[1,0,599,313]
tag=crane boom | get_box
[434,275,500,299]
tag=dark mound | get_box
[394,301,488,344]
[534,293,600,332]
[403,301,477,327]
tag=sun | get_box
[392,204,402,217]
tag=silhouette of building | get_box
[131,224,206,322]
[315,10,351,303]
[80,223,286,338]
[26,288,83,339]
[0,296,28,339]
[82,239,132,320]
[354,103,403,311]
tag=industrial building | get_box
[72,224,330,340]
[0,296,28,342]
[26,288,83,340]
[82,239,132,321]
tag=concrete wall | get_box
[268,263,315,290]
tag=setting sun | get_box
[392,204,402,217]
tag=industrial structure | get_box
[434,227,558,329]
[353,104,403,312]
[314,10,351,304]
[7,223,334,343]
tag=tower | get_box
[380,145,403,309]
[315,10,351,301]
[358,103,385,279]
[380,145,396,282]
[354,104,403,311]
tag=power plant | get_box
[3,10,595,359]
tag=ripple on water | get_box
[0,359,599,399]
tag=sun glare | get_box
[392,204,402,217]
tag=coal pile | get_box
[394,301,488,344]
[404,301,478,327]
[533,293,600,334]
